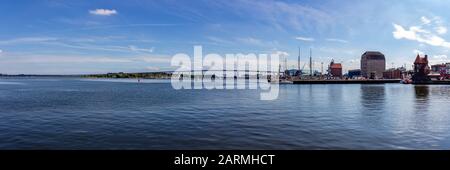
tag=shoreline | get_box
[3,76,450,85]
[293,79,402,84]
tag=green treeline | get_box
[84,72,172,79]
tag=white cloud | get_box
[429,54,449,65]
[393,23,450,48]
[436,26,447,34]
[393,16,450,48]
[421,16,431,25]
[393,24,420,40]
[295,36,315,42]
[326,38,348,43]
[413,49,425,55]
[433,54,448,59]
[129,45,154,53]
[272,50,289,57]
[0,49,2,53]
[89,9,117,16]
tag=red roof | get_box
[414,54,428,64]
[330,63,342,69]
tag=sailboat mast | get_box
[310,48,312,76]
[298,47,301,71]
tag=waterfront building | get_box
[361,51,386,79]
[348,69,361,79]
[412,54,431,83]
[431,63,447,74]
[430,63,450,79]
[383,67,405,79]
[446,63,450,79]
[328,59,342,78]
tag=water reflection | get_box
[414,85,429,100]
[413,85,430,113]
[360,85,386,111]
[327,85,344,110]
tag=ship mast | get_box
[298,47,301,71]
[310,48,313,77]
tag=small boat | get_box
[401,79,412,84]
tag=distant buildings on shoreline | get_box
[332,51,450,80]
[430,63,450,80]
[3,49,449,81]
[383,67,406,79]
[347,69,361,79]
[327,51,389,80]
[328,59,342,78]
[411,54,432,83]
[276,49,447,81]
[431,63,450,74]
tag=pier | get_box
[293,79,401,84]
[413,80,450,85]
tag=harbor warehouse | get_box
[361,51,386,79]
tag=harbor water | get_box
[1,78,450,149]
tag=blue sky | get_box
[1,0,450,74]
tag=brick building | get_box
[328,60,342,78]
[383,68,404,79]
[361,51,386,79]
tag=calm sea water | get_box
[1,77,450,149]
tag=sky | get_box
[1,0,450,74]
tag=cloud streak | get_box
[295,36,315,42]
[0,54,171,64]
[216,0,332,32]
[47,42,155,54]
[0,37,155,54]
[129,45,154,53]
[0,37,58,45]
[206,36,233,45]
[326,38,349,43]
[235,37,279,47]
[89,9,117,16]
